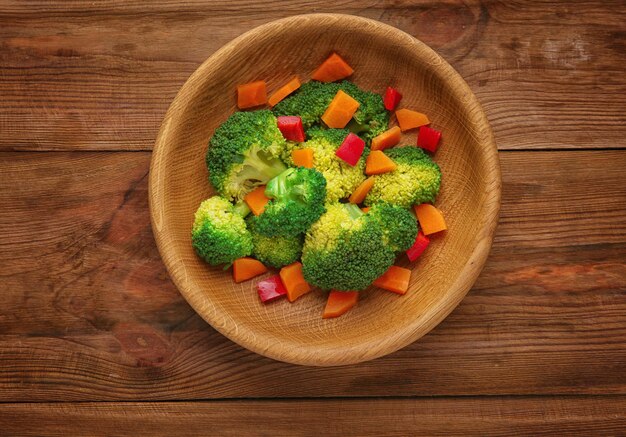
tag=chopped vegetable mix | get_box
[348,176,375,204]
[277,115,305,142]
[414,203,447,235]
[335,132,365,166]
[244,185,270,216]
[321,90,360,129]
[406,230,430,261]
[373,265,412,294]
[323,290,359,318]
[417,125,442,153]
[257,275,288,303]
[268,76,301,107]
[371,126,401,151]
[194,52,447,318]
[383,86,402,111]
[396,109,430,132]
[292,148,314,168]
[311,53,354,83]
[237,80,267,109]
[280,261,312,302]
[233,257,268,283]
[365,150,397,175]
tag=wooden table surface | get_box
[1,1,625,435]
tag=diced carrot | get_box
[321,90,360,128]
[371,126,402,151]
[311,53,354,83]
[365,150,397,175]
[322,290,359,318]
[244,185,270,216]
[237,80,267,109]
[414,204,447,235]
[395,109,430,132]
[292,148,314,168]
[279,262,312,302]
[232,257,268,283]
[361,207,371,213]
[268,76,301,107]
[373,265,411,295]
[349,176,375,204]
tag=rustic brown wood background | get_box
[1,1,625,435]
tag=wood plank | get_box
[0,150,625,401]
[0,0,624,151]
[1,397,625,436]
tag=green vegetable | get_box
[284,127,366,202]
[301,203,396,291]
[206,110,288,201]
[364,146,441,208]
[247,217,303,268]
[273,80,389,143]
[191,196,253,266]
[368,202,418,252]
[253,167,327,237]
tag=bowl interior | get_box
[150,14,500,366]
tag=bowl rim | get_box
[149,13,501,366]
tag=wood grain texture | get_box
[1,397,626,436]
[149,13,500,366]
[1,150,624,399]
[0,0,624,151]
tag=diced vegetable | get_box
[361,207,371,213]
[280,261,312,302]
[371,126,401,151]
[373,265,411,294]
[414,203,447,235]
[233,257,268,283]
[335,133,365,166]
[311,53,354,83]
[321,90,360,129]
[365,150,397,175]
[417,125,442,153]
[406,230,430,261]
[292,148,314,168]
[349,176,375,204]
[396,109,430,132]
[244,185,270,216]
[268,76,301,107]
[237,80,267,109]
[277,116,305,142]
[257,275,288,303]
[322,290,359,318]
[383,86,402,111]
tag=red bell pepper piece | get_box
[383,86,402,111]
[257,275,288,303]
[277,116,305,142]
[417,125,442,153]
[335,133,365,166]
[406,231,430,261]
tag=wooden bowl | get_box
[149,14,500,366]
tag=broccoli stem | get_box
[244,147,287,182]
[232,200,251,218]
[344,203,364,220]
[265,168,294,199]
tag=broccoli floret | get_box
[365,147,442,209]
[368,203,418,252]
[283,127,366,203]
[191,196,253,266]
[206,110,288,201]
[247,217,303,268]
[301,203,396,291]
[253,167,326,237]
[273,80,389,143]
